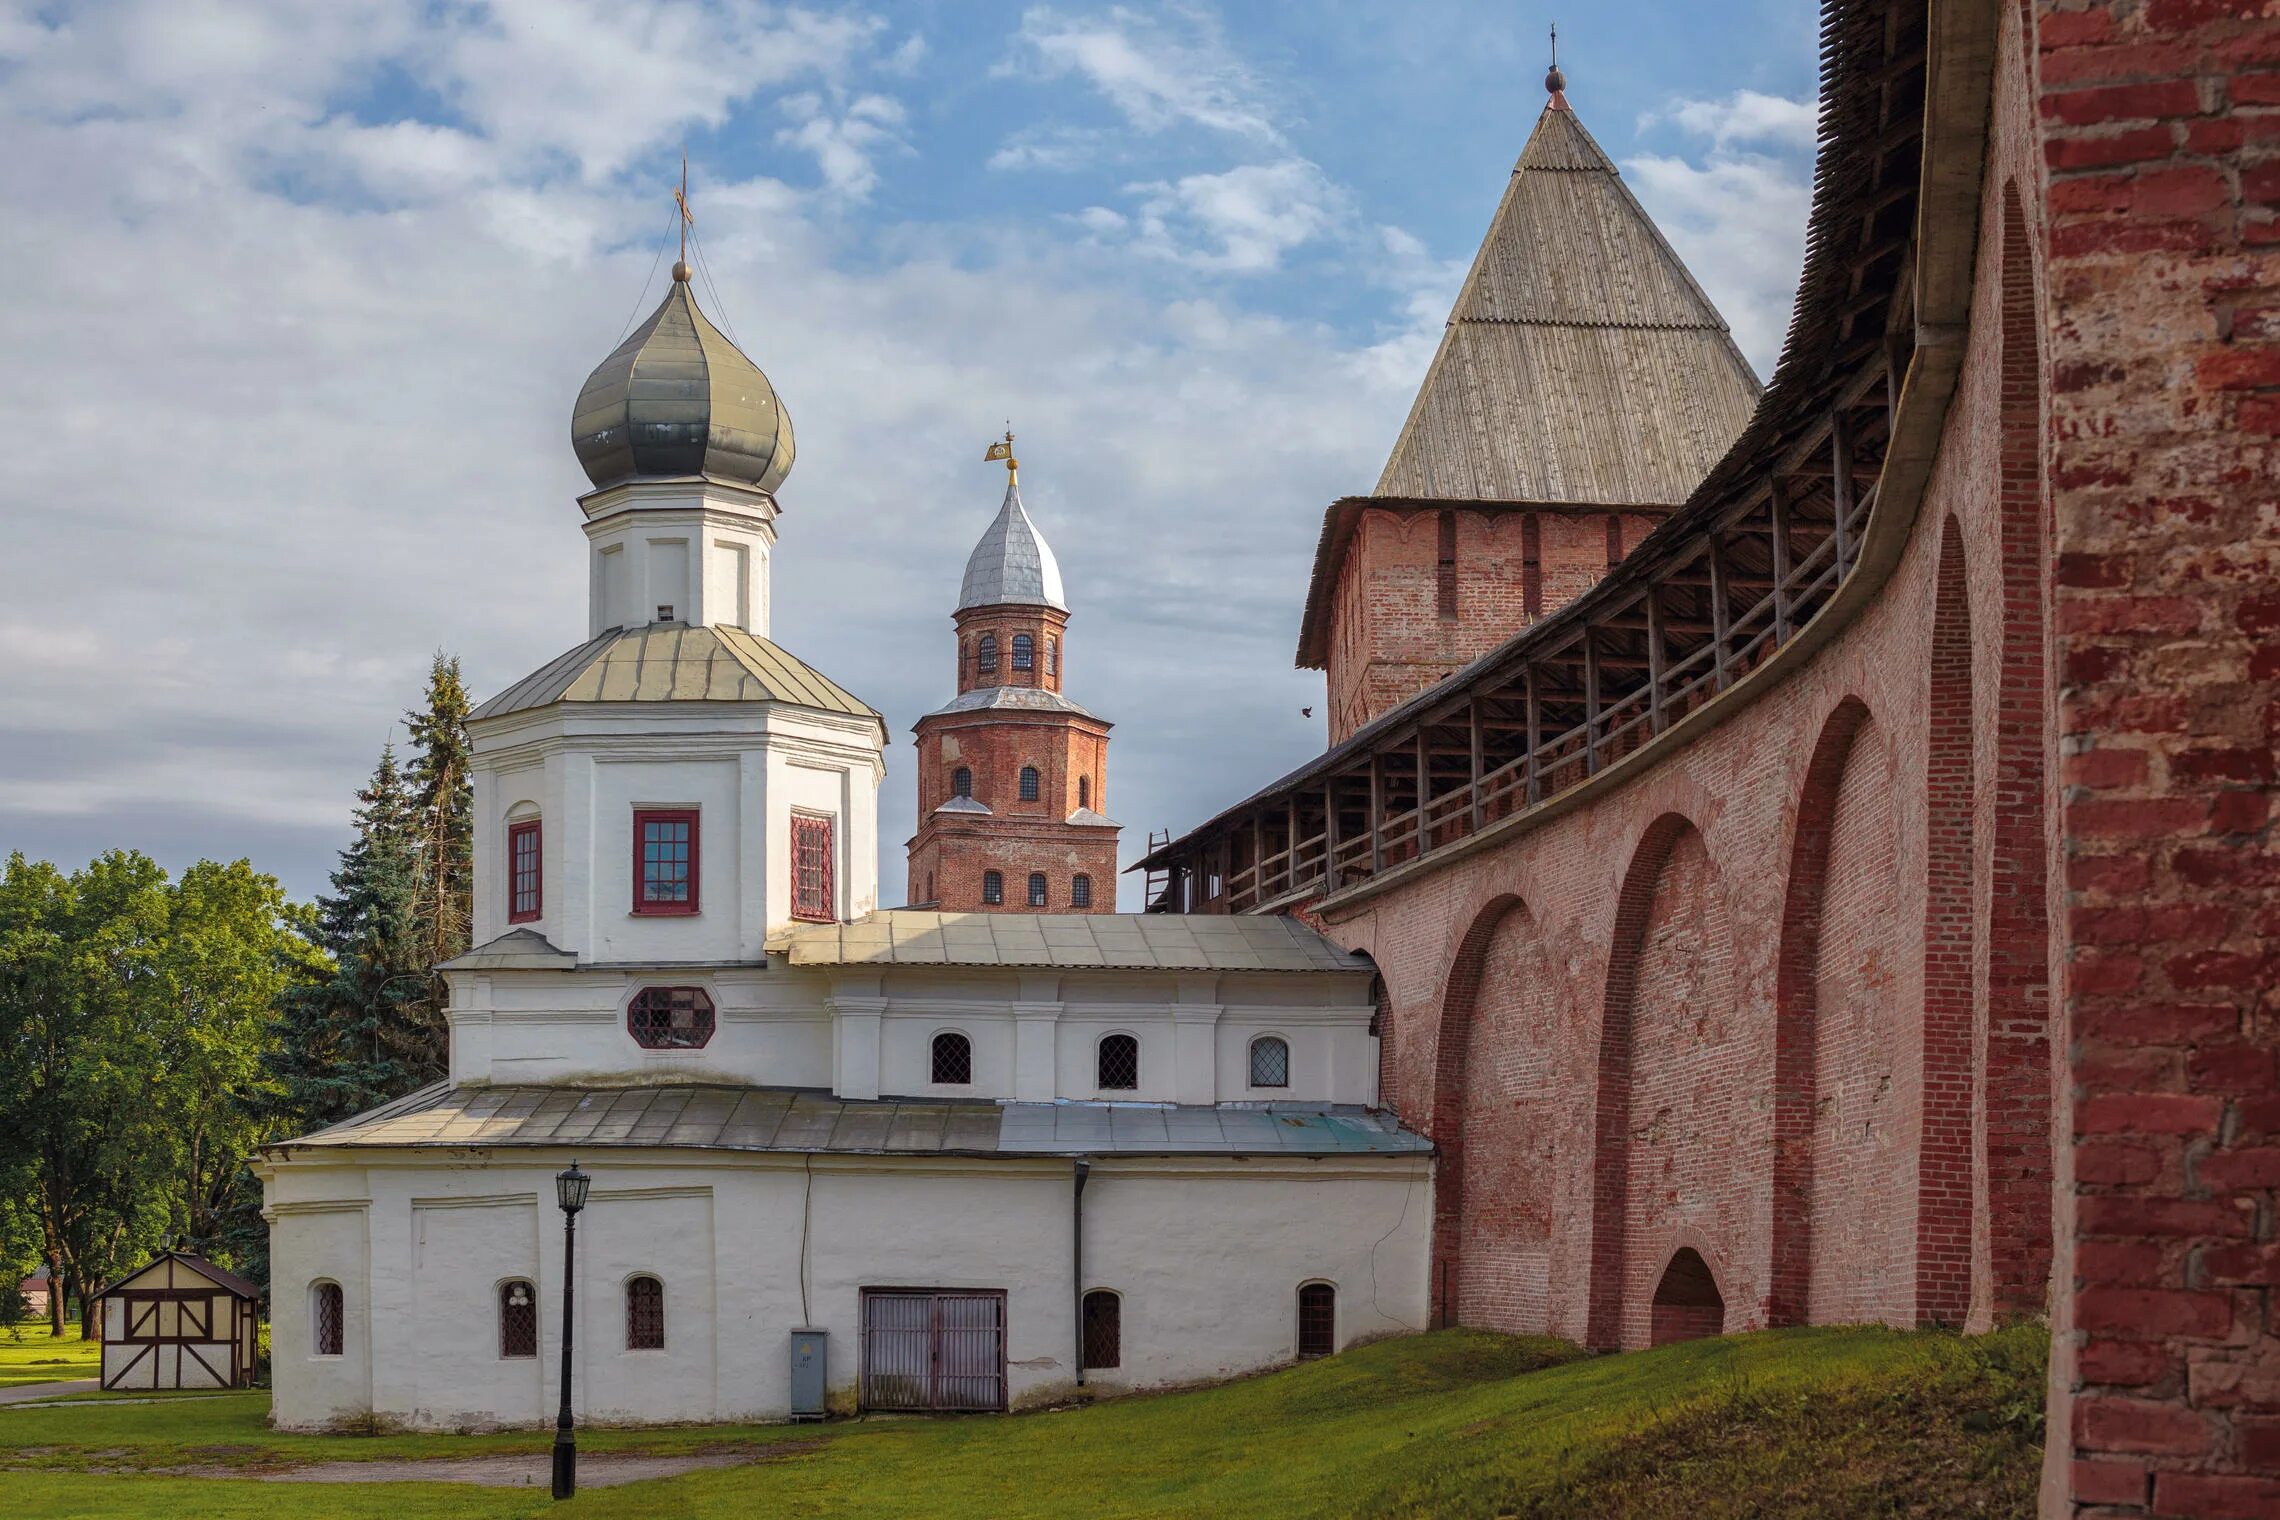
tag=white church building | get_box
[257,263,1430,1431]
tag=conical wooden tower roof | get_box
[1372,96,1761,505]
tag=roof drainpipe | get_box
[1073,1159,1091,1389]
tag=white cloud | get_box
[1121,159,1350,272]
[776,91,909,200]
[1648,89,1821,151]
[997,4,1282,149]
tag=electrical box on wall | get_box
[789,1327,827,1420]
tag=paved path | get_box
[0,1379,97,1405]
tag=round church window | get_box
[628,986,716,1050]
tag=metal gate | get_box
[859,1289,1007,1412]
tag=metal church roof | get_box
[471,622,879,726]
[280,1083,1431,1158]
[958,479,1067,612]
[571,275,795,494]
[771,910,1373,973]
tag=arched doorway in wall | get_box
[1649,1248,1726,1346]
[1588,814,1733,1351]
[1986,179,2053,1316]
[1773,697,1905,1327]
[1919,515,1978,1328]
[1428,896,1559,1334]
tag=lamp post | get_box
[551,1160,590,1501]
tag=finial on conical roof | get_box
[1545,22,1567,103]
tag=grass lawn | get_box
[0,1323,2047,1519]
[0,1323,100,1389]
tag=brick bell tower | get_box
[906,434,1120,913]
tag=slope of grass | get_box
[0,1324,2047,1520]
[0,1323,100,1389]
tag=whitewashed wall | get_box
[260,1149,1431,1431]
[449,962,1378,1106]
[581,483,777,638]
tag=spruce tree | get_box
[269,745,431,1126]
[403,653,473,1074]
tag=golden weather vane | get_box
[983,424,1018,486]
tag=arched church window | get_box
[507,817,542,923]
[952,767,972,799]
[978,635,998,674]
[311,1282,344,1357]
[1249,1036,1290,1088]
[1081,1290,1120,1370]
[1047,637,1059,677]
[1013,634,1034,671]
[500,1280,538,1358]
[932,1031,972,1085]
[1098,1033,1139,1091]
[983,871,1004,905]
[1078,776,1090,810]
[1072,874,1093,909]
[626,1276,664,1350]
[1028,872,1047,907]
[628,986,716,1049]
[1297,1282,1336,1358]
[1020,767,1041,801]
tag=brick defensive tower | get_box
[906,438,1119,913]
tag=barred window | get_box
[1081,1290,1120,1371]
[1249,1036,1290,1088]
[1298,1283,1336,1358]
[1071,873,1092,909]
[978,634,998,673]
[1019,766,1040,801]
[982,870,1003,905]
[628,986,715,1050]
[499,1279,537,1358]
[1097,1033,1138,1091]
[932,1031,972,1085]
[952,767,972,798]
[508,818,542,923]
[791,814,836,922]
[1028,872,1047,907]
[626,1276,664,1351]
[1012,633,1034,670]
[312,1282,344,1357]
[633,808,699,914]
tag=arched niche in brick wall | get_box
[1426,895,1559,1336]
[1773,696,1904,1328]
[1588,812,1735,1351]
[1986,178,2053,1318]
[1918,515,1978,1329]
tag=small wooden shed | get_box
[96,1252,260,1390]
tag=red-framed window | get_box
[633,808,699,915]
[790,813,836,923]
[507,819,542,923]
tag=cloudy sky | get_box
[0,0,1821,909]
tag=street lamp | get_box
[552,1160,590,1501]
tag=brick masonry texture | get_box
[1285,7,2277,1513]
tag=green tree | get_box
[402,653,473,1073]
[269,745,429,1130]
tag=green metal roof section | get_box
[571,277,795,494]
[471,623,880,725]
[279,1083,1433,1158]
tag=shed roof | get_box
[472,622,879,727]
[769,910,1373,973]
[280,1083,1428,1158]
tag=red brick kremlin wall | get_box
[1293,5,2276,1512]
[2039,2,2280,1513]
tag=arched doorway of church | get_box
[1648,1248,1725,1346]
